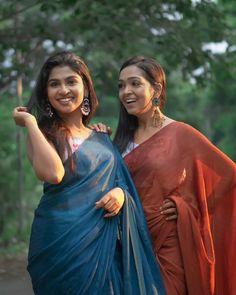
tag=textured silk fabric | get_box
[124,122,236,295]
[27,132,166,295]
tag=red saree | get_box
[124,122,236,295]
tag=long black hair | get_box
[113,56,166,153]
[27,51,99,169]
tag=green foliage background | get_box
[0,0,235,250]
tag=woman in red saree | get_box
[113,56,236,295]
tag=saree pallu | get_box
[27,132,166,295]
[124,122,236,295]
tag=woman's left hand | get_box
[159,199,178,221]
[89,122,112,135]
[95,187,124,218]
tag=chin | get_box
[126,109,138,116]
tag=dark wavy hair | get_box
[113,56,166,153]
[27,51,99,169]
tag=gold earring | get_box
[152,97,165,128]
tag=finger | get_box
[103,199,115,211]
[105,202,119,212]
[95,195,110,208]
[107,127,112,135]
[166,214,178,221]
[98,123,105,128]
[88,125,95,130]
[94,125,101,132]
[163,198,172,203]
[104,198,122,211]
[98,124,107,133]
[161,208,177,215]
[160,203,176,212]
[104,208,120,218]
[104,212,116,218]
[93,123,106,133]
[97,123,110,133]
[16,106,28,112]
[97,123,104,129]
[160,201,175,210]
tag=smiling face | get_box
[118,65,155,117]
[47,65,87,118]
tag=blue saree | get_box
[27,132,166,295]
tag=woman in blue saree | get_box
[12,51,166,295]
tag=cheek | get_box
[75,86,84,98]
[118,90,123,100]
[143,89,153,101]
[47,87,54,100]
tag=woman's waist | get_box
[143,205,178,242]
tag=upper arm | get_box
[26,134,64,184]
[26,134,59,165]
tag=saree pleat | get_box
[27,132,166,295]
[124,122,236,295]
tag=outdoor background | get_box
[0,0,235,293]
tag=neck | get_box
[59,111,89,137]
[137,109,164,130]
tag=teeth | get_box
[59,97,73,102]
[126,99,136,103]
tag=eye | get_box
[67,79,76,86]
[118,83,124,89]
[132,80,141,87]
[49,81,58,87]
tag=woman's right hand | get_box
[89,122,112,135]
[95,187,124,217]
[12,106,36,127]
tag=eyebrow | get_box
[48,75,80,83]
[119,76,141,81]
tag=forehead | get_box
[48,65,81,80]
[119,65,146,80]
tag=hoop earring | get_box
[46,103,53,118]
[81,96,90,116]
[152,97,165,128]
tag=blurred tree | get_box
[0,0,229,94]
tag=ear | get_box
[154,83,162,97]
[83,82,89,98]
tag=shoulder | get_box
[91,131,114,147]
[174,121,208,141]
[169,121,218,155]
[92,130,110,140]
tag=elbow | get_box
[36,169,65,184]
[48,173,64,184]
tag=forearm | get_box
[26,119,65,183]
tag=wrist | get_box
[25,116,37,128]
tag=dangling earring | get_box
[81,96,90,116]
[152,97,165,128]
[46,103,53,118]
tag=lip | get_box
[56,97,75,105]
[58,96,74,101]
[123,98,137,104]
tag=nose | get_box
[58,83,69,94]
[121,85,132,96]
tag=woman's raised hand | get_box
[12,106,36,127]
[89,122,112,135]
[95,187,124,217]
